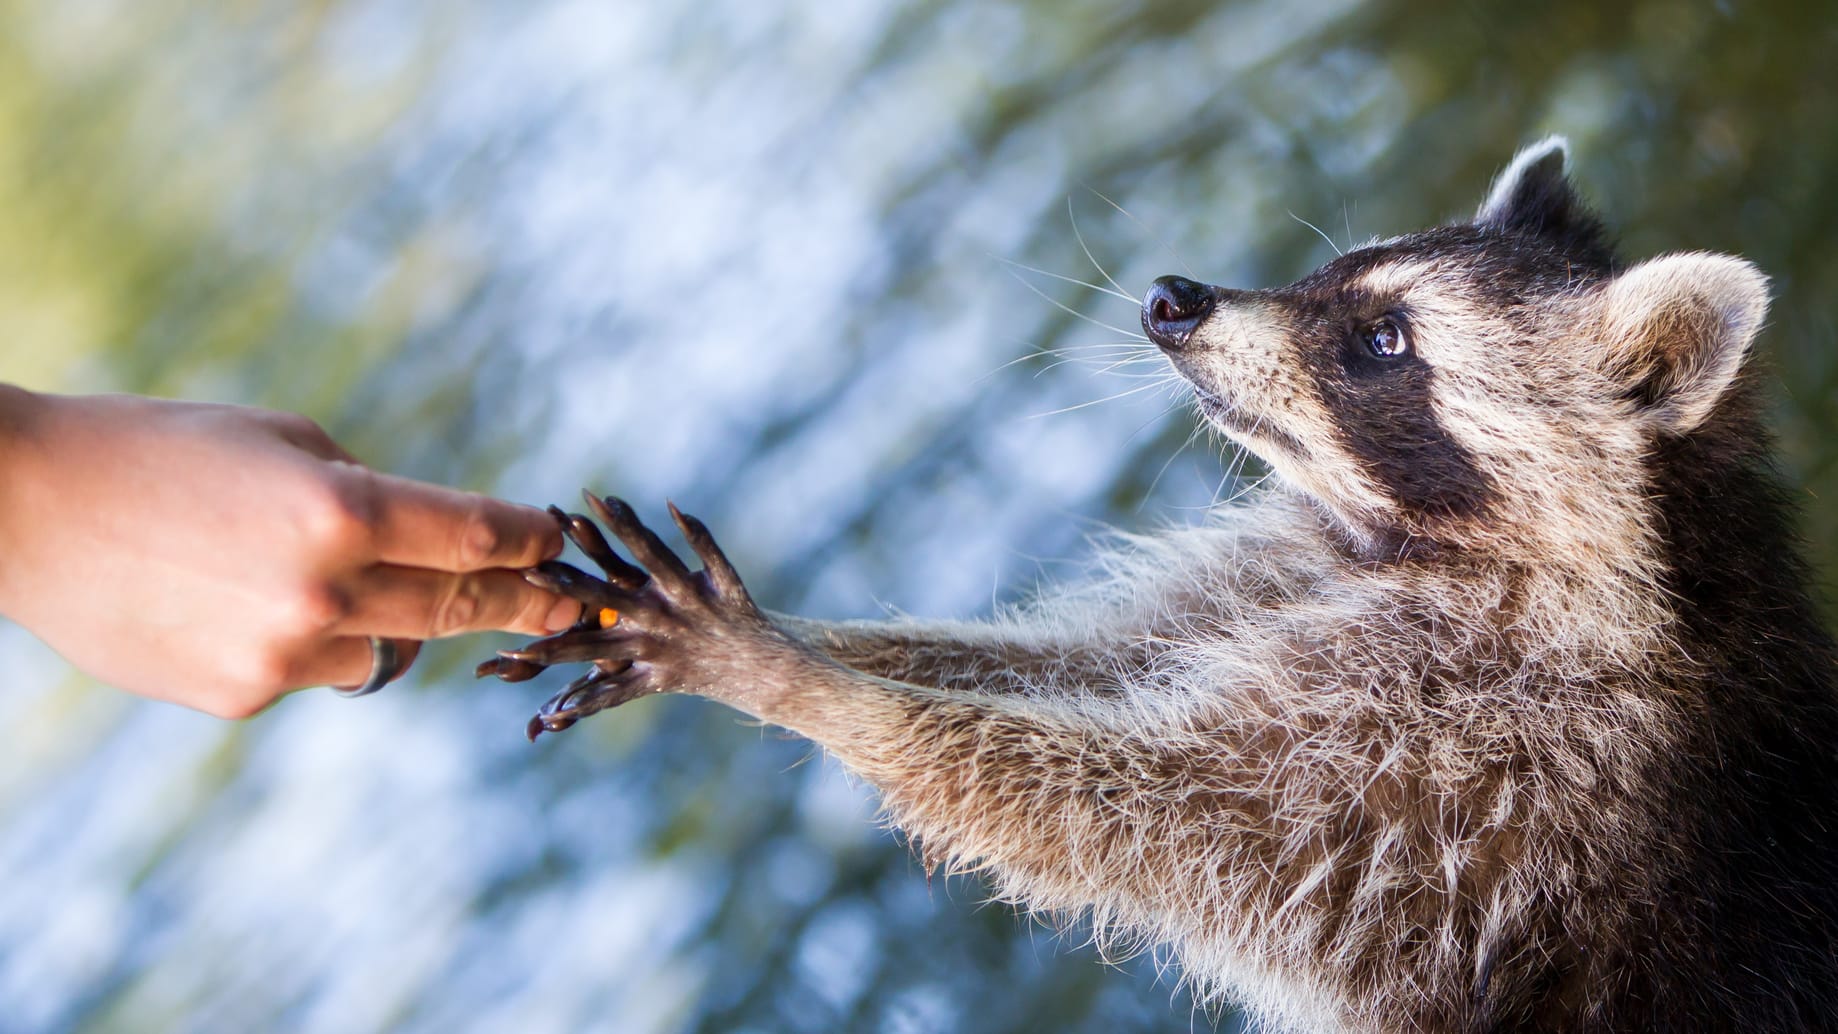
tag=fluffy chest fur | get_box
[980,493,1698,1031]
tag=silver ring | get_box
[334,637,402,698]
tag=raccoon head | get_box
[1144,136,1770,565]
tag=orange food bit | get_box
[598,607,620,628]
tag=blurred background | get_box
[1,1,1834,1031]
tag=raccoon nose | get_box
[1142,275,1216,352]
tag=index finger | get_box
[362,470,564,573]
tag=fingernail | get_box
[544,596,583,632]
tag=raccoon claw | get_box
[666,500,754,602]
[526,665,648,741]
[550,502,649,592]
[587,494,697,589]
[475,656,547,682]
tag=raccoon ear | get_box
[1593,252,1770,434]
[1475,136,1611,262]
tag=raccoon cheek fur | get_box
[489,135,1838,1034]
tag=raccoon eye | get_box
[1361,318,1409,359]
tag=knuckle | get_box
[455,501,504,570]
[509,589,554,634]
[278,580,351,632]
[206,692,269,721]
[228,645,294,699]
[269,410,326,441]
[295,477,376,556]
[430,577,482,637]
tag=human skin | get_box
[0,384,581,718]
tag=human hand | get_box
[0,387,581,718]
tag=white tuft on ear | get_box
[1476,135,1571,226]
[1594,252,1770,434]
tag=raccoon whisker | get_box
[1288,210,1345,258]
[1084,185,1195,279]
[1099,369,1179,382]
[1039,367,1170,385]
[981,341,1164,381]
[1030,350,1165,379]
[1066,195,1134,301]
[1214,449,1248,510]
[1032,341,1158,353]
[1140,415,1210,509]
[1220,464,1277,510]
[977,350,1059,384]
[1127,395,1195,451]
[1089,354,1173,376]
[1031,351,1145,374]
[1049,341,1157,352]
[1026,377,1181,419]
[1208,471,1235,514]
[1041,346,1161,364]
[1078,368,1181,382]
[1212,411,1270,509]
[1004,267,1150,343]
[995,255,1139,305]
[1228,422,1272,498]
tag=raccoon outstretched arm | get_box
[479,496,1136,697]
[500,494,1315,699]
[492,495,1169,717]
[768,613,1153,695]
[498,497,1309,924]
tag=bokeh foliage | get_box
[1,2,1834,1032]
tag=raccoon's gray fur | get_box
[495,138,1838,1033]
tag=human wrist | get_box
[0,382,51,497]
[0,384,52,608]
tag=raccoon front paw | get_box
[477,491,780,740]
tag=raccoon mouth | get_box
[1191,388,1308,458]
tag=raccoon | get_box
[482,138,1838,1033]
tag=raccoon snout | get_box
[1143,275,1216,352]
